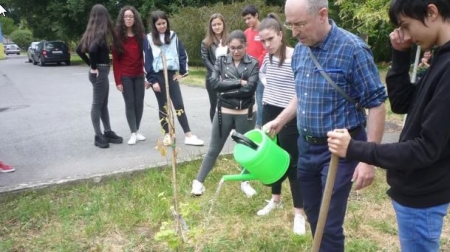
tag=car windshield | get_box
[45,42,67,50]
[7,44,19,49]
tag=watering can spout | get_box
[222,173,256,182]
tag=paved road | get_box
[0,55,400,193]
[0,54,236,193]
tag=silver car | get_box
[5,44,20,55]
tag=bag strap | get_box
[309,50,366,115]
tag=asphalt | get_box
[0,54,401,194]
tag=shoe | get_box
[136,132,146,141]
[191,179,205,196]
[104,131,123,144]
[128,133,137,145]
[0,161,15,173]
[293,214,306,235]
[185,135,204,146]
[94,135,110,148]
[240,181,257,198]
[257,199,283,216]
[163,134,171,146]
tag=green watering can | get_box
[222,129,290,185]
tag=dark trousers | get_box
[121,76,145,133]
[297,129,366,252]
[153,71,191,134]
[205,76,217,122]
[263,104,303,208]
[88,66,111,136]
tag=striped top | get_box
[260,54,296,108]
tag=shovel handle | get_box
[231,131,258,150]
[311,154,339,252]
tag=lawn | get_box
[1,155,449,251]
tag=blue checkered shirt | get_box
[292,20,387,137]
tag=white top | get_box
[259,54,296,108]
[215,40,228,58]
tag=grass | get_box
[2,155,449,251]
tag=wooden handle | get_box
[311,154,339,252]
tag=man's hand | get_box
[116,84,123,92]
[263,118,284,138]
[152,83,161,92]
[352,162,375,190]
[145,81,151,89]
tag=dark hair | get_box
[116,6,145,57]
[80,4,121,53]
[258,13,286,66]
[204,13,229,48]
[228,30,246,45]
[389,0,450,26]
[241,5,259,17]
[149,10,171,46]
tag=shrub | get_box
[170,0,282,67]
[9,29,33,49]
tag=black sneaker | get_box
[103,131,123,144]
[95,135,110,148]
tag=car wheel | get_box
[57,62,61,66]
[17,53,20,55]
[65,60,71,66]
[39,57,45,66]
[28,58,32,63]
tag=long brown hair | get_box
[79,4,121,54]
[258,13,286,66]
[149,10,171,46]
[204,13,229,48]
[115,6,145,57]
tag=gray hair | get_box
[306,0,328,14]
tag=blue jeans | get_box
[392,200,449,252]
[297,128,366,252]
[255,81,264,127]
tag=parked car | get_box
[27,41,40,63]
[5,44,20,55]
[31,40,71,66]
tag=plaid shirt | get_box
[292,20,387,137]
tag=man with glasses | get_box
[264,0,387,250]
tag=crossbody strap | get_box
[309,50,366,115]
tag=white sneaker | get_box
[136,132,146,141]
[185,135,204,146]
[128,133,137,145]
[191,179,205,196]
[163,134,171,146]
[257,199,283,216]
[240,181,257,198]
[293,214,306,235]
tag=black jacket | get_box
[209,54,259,111]
[347,41,450,208]
[200,40,217,75]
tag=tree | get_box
[9,29,32,49]
[0,16,17,35]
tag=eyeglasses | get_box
[124,15,135,20]
[230,46,245,52]
[284,21,308,31]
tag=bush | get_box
[9,29,33,49]
[170,0,282,67]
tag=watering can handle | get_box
[231,131,258,150]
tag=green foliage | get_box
[9,29,32,49]
[170,0,282,66]
[0,16,17,35]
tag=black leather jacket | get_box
[209,53,259,137]
[200,40,217,75]
[210,53,259,111]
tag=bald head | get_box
[285,0,328,15]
